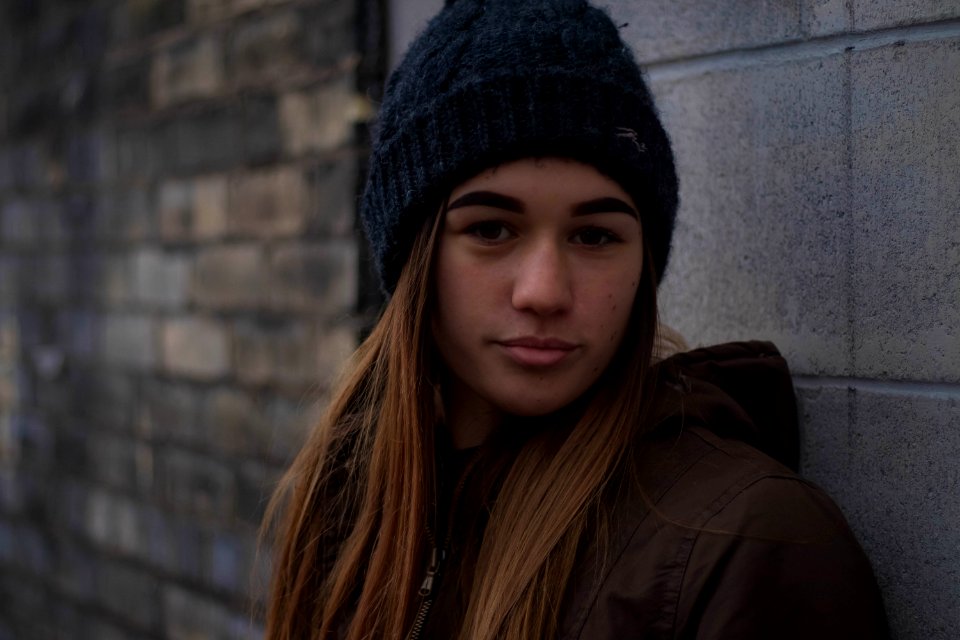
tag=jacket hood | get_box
[649,340,800,471]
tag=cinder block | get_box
[228,166,308,238]
[601,1,801,63]
[800,0,850,36]
[269,241,358,315]
[851,40,960,382]
[191,244,268,310]
[160,316,230,380]
[798,382,960,640]
[102,313,156,371]
[157,448,235,518]
[279,77,357,155]
[854,0,960,30]
[151,35,224,108]
[132,248,189,309]
[653,54,851,375]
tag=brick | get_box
[102,313,156,371]
[798,383,960,640]
[161,316,230,380]
[114,126,162,181]
[228,166,308,238]
[230,10,306,85]
[236,460,279,524]
[98,186,154,242]
[85,433,151,491]
[84,370,137,432]
[139,379,202,443]
[56,309,99,360]
[158,178,194,241]
[301,2,356,69]
[851,40,960,382]
[279,77,357,155]
[103,55,151,112]
[163,584,262,640]
[232,320,316,387]
[853,0,960,30]
[241,94,283,163]
[85,488,142,556]
[96,560,161,632]
[158,448,235,517]
[160,175,229,242]
[30,254,69,304]
[265,394,323,461]
[270,241,358,314]
[1,198,41,246]
[192,244,268,310]
[202,387,269,455]
[601,1,800,63]
[169,106,243,173]
[0,256,19,301]
[100,253,133,306]
[131,248,190,309]
[151,35,225,108]
[193,174,229,239]
[653,54,850,376]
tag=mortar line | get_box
[792,376,960,396]
[645,18,960,81]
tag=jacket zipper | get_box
[406,454,480,640]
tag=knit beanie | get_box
[361,0,678,294]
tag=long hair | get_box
[263,202,662,639]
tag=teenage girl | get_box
[264,1,890,638]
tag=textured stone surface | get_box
[102,314,156,371]
[191,244,268,310]
[850,39,960,382]
[654,54,851,376]
[798,383,960,640]
[151,35,225,107]
[228,166,308,238]
[279,76,357,155]
[854,0,960,30]
[161,316,230,380]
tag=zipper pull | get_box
[418,547,443,597]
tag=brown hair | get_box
[263,204,661,639]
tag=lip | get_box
[496,336,579,368]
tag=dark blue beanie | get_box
[361,0,679,294]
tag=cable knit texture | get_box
[362,0,679,293]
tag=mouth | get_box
[496,336,579,368]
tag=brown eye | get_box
[467,221,512,242]
[572,227,620,246]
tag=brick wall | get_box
[0,0,383,637]
[389,1,960,639]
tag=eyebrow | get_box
[446,191,638,219]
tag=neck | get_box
[442,381,503,449]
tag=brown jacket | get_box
[417,342,889,639]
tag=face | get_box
[432,157,644,440]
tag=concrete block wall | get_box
[0,0,382,637]
[389,1,960,638]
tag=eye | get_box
[571,226,621,247]
[465,221,513,242]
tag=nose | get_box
[511,240,573,315]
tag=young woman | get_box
[264,1,890,638]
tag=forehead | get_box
[449,157,636,208]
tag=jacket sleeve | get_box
[675,476,890,640]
